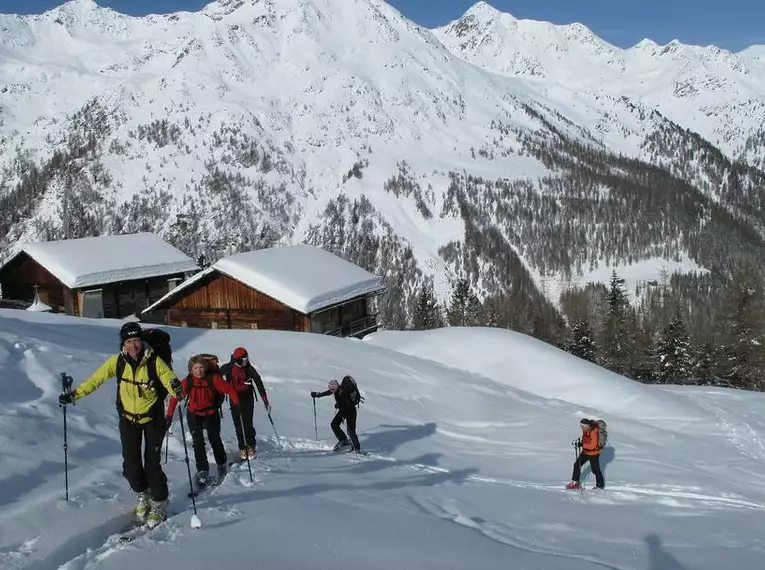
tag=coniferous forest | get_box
[2,98,765,392]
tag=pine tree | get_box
[447,278,483,326]
[693,341,715,385]
[466,294,483,325]
[197,253,211,269]
[654,307,693,384]
[603,270,631,374]
[485,301,499,327]
[447,278,470,326]
[716,262,765,390]
[412,279,443,330]
[569,319,597,363]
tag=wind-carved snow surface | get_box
[1,310,765,569]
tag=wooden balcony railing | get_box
[323,314,380,338]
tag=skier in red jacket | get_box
[219,347,270,460]
[167,354,239,486]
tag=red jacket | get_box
[220,360,269,407]
[166,372,240,418]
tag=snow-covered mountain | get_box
[2,310,765,569]
[1,0,765,328]
[434,1,765,162]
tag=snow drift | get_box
[1,309,765,569]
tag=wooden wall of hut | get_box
[163,273,309,331]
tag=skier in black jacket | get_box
[219,347,270,460]
[311,377,361,452]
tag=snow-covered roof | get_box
[17,233,199,289]
[143,244,384,315]
[26,297,52,312]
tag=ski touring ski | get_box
[118,517,167,543]
[187,460,239,498]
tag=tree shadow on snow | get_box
[645,533,687,570]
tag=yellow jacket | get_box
[74,349,177,424]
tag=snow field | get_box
[0,309,764,569]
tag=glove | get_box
[170,378,183,399]
[59,391,75,405]
[264,401,272,413]
[310,391,318,398]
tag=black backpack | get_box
[115,327,173,406]
[341,375,364,406]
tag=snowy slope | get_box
[1,310,765,569]
[0,0,762,307]
[434,1,765,161]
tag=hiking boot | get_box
[246,445,256,460]
[565,481,581,490]
[240,448,248,461]
[134,491,150,521]
[146,499,167,528]
[196,470,210,487]
[333,439,350,451]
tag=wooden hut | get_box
[141,244,385,337]
[0,233,199,319]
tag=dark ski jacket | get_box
[314,388,356,414]
[220,359,269,406]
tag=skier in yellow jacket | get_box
[58,322,183,528]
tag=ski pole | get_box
[238,410,254,484]
[60,373,75,501]
[266,409,281,447]
[177,401,202,529]
[573,439,584,492]
[164,423,170,465]
[312,396,318,440]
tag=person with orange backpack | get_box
[166,354,239,488]
[566,418,606,490]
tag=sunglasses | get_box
[235,356,248,366]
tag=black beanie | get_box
[580,418,591,426]
[120,322,143,344]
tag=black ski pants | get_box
[119,411,168,501]
[230,388,256,451]
[187,411,227,473]
[331,406,360,451]
[572,452,604,488]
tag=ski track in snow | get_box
[690,392,765,464]
[17,440,762,570]
[408,495,627,570]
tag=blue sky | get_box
[4,0,763,52]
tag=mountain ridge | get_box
[1,0,764,349]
